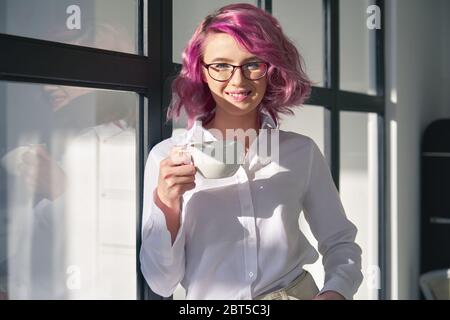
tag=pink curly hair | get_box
[167,3,312,128]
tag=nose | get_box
[229,66,246,85]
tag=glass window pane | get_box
[279,105,330,288]
[273,0,324,87]
[0,82,137,299]
[173,0,257,64]
[279,105,330,160]
[340,111,379,299]
[0,0,138,54]
[340,0,377,95]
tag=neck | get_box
[205,107,260,150]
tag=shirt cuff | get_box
[141,198,185,265]
[319,274,357,300]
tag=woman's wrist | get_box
[153,188,181,243]
[313,290,346,300]
[154,188,181,214]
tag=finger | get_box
[17,162,27,175]
[25,174,38,187]
[180,182,196,193]
[33,145,50,160]
[169,146,192,166]
[21,151,39,165]
[162,151,192,167]
[166,175,196,188]
[170,182,196,197]
[19,162,37,178]
[167,164,196,177]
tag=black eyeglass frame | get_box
[202,61,269,82]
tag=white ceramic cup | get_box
[1,146,32,176]
[188,140,245,179]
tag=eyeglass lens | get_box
[208,63,267,81]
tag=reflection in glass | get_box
[0,0,138,54]
[340,111,379,299]
[273,0,324,87]
[0,82,137,299]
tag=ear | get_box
[201,69,208,83]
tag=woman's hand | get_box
[155,146,196,243]
[19,145,67,201]
[313,291,346,300]
[156,146,196,213]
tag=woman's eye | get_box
[212,63,231,70]
[245,62,261,70]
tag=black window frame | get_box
[0,0,175,300]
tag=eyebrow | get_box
[210,56,260,63]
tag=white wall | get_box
[386,0,450,299]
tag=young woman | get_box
[140,3,363,300]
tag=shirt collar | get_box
[173,110,278,145]
[260,110,277,130]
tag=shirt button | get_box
[243,204,251,211]
[249,272,254,278]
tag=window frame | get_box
[0,0,177,300]
[260,0,387,300]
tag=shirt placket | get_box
[236,166,258,299]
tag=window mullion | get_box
[324,0,340,187]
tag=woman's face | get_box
[201,33,267,118]
[42,85,92,111]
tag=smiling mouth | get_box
[226,90,252,97]
[226,91,252,103]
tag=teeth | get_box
[228,91,250,97]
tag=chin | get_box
[213,93,262,117]
[223,104,258,116]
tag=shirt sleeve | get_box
[302,139,363,300]
[139,147,186,298]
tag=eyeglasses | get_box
[202,61,268,82]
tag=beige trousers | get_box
[255,271,319,300]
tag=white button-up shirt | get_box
[140,112,363,300]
